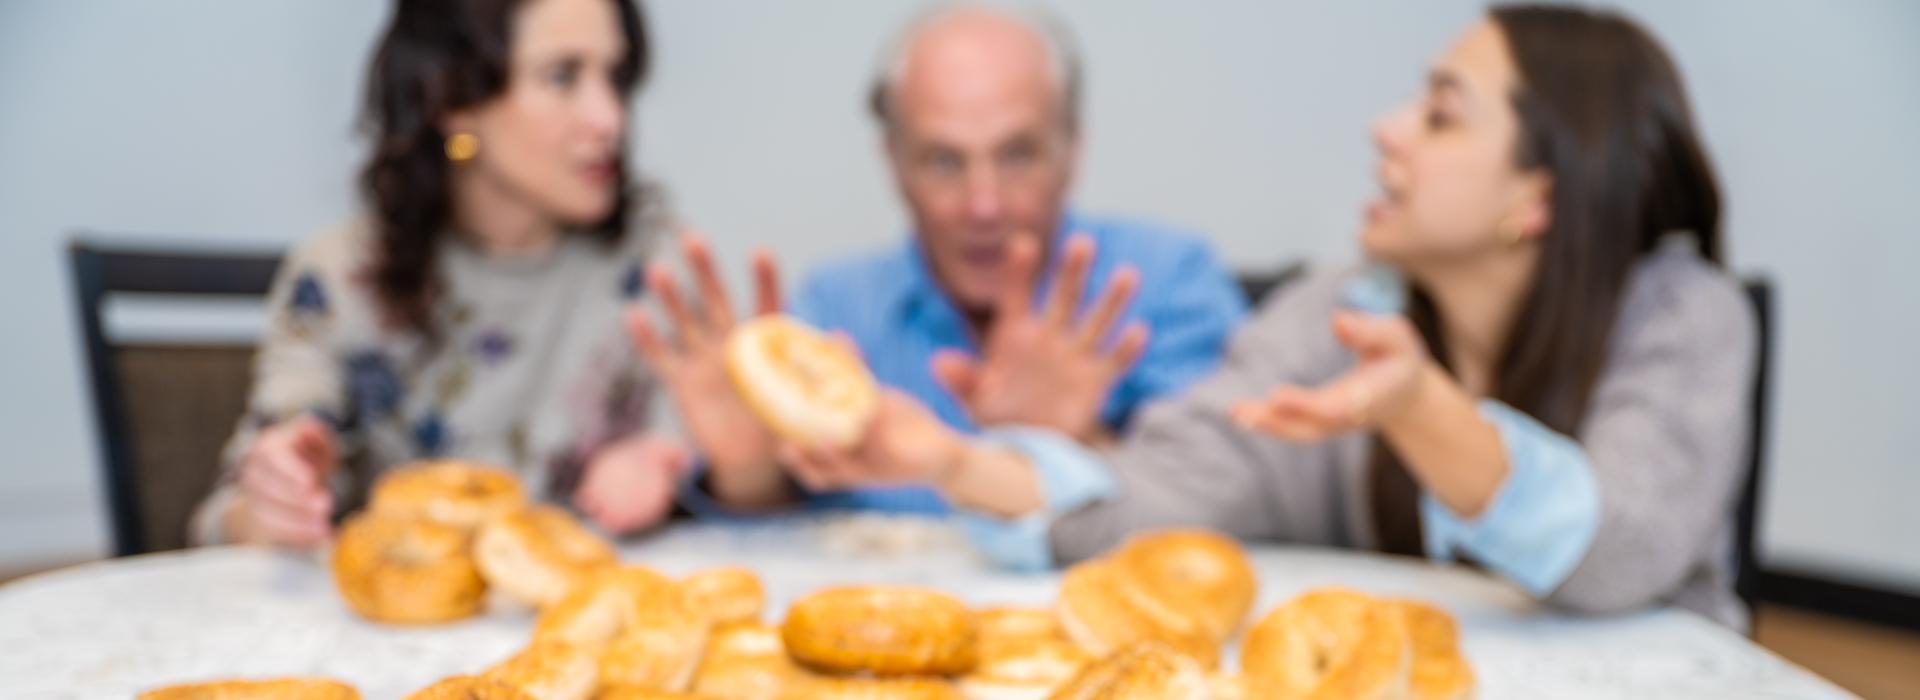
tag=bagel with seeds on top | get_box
[404,676,535,700]
[1388,600,1475,700]
[474,505,616,609]
[370,460,525,532]
[535,567,710,691]
[781,585,976,676]
[680,567,766,626]
[330,510,485,624]
[691,622,800,700]
[481,641,599,700]
[1043,642,1210,700]
[779,676,962,700]
[1108,530,1256,640]
[138,678,361,700]
[1054,530,1256,668]
[1239,588,1413,700]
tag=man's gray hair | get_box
[868,1,1083,131]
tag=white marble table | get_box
[0,514,1850,699]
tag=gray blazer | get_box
[1048,242,1757,629]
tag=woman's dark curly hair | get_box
[358,0,650,333]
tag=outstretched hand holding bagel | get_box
[720,322,1046,518]
[721,320,1047,519]
[718,315,989,499]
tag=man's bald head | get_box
[869,2,1081,133]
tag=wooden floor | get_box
[2,562,1915,697]
[1753,604,1920,699]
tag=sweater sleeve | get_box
[1540,263,1757,613]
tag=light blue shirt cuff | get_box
[1342,264,1407,314]
[955,426,1118,572]
[1420,400,1600,596]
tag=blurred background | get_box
[1,0,1916,692]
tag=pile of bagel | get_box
[142,320,1472,699]
[146,491,1472,700]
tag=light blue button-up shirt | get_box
[780,210,1247,514]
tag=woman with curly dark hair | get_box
[193,0,683,547]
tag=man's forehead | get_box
[895,11,1058,97]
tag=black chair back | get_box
[69,239,283,555]
[1736,277,1775,615]
[1235,261,1309,308]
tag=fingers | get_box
[1228,385,1354,442]
[1041,234,1095,328]
[577,492,635,535]
[1274,382,1365,430]
[238,494,330,547]
[824,331,869,367]
[781,444,835,492]
[248,432,324,497]
[571,484,604,524]
[1230,397,1329,442]
[929,350,980,400]
[682,234,736,330]
[571,456,618,529]
[646,263,702,350]
[658,439,694,477]
[1331,311,1416,358]
[781,443,870,493]
[238,454,329,524]
[751,248,783,316]
[1104,322,1150,375]
[1230,400,1328,442]
[572,445,685,535]
[1077,266,1140,349]
[996,235,1042,322]
[624,308,675,372]
[285,416,336,474]
[236,424,333,546]
[638,237,779,361]
[609,493,674,535]
[582,495,647,536]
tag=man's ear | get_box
[879,123,917,175]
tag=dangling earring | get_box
[445,132,479,163]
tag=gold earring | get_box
[445,132,479,162]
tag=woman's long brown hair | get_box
[357,0,651,334]
[1372,4,1726,555]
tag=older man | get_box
[634,3,1244,515]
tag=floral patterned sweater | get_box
[191,213,667,543]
